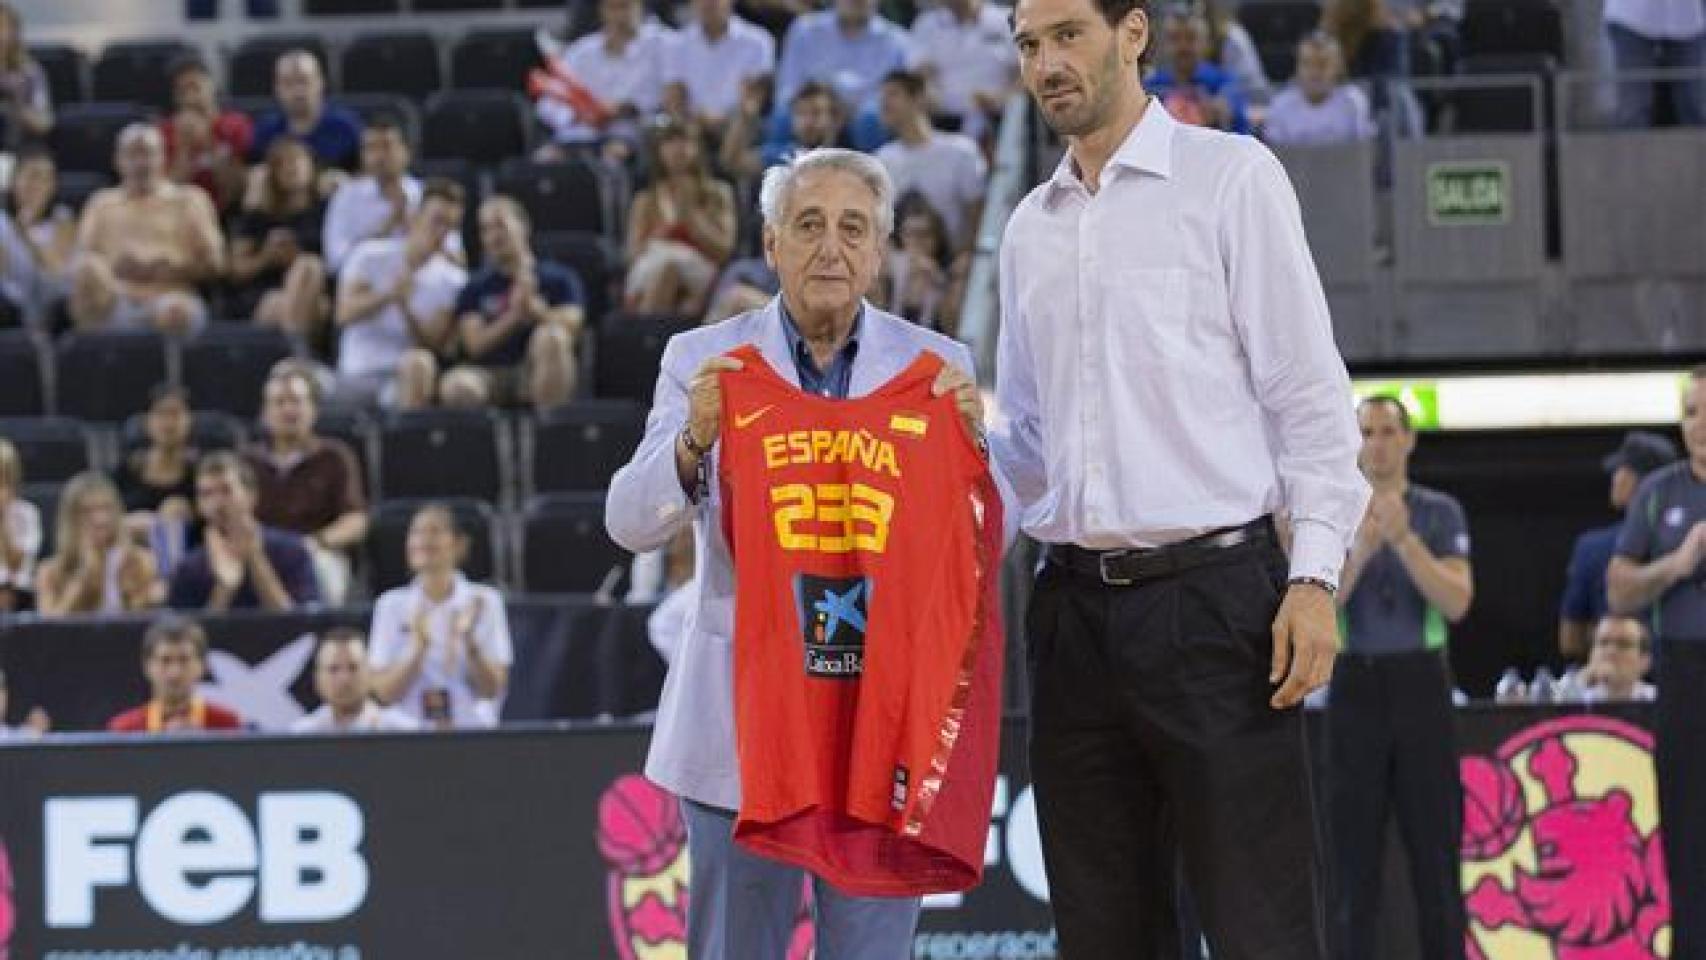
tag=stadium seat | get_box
[1462,0,1563,60]
[0,331,48,416]
[0,416,95,483]
[54,171,111,213]
[54,330,169,423]
[304,0,400,14]
[1238,0,1321,86]
[595,313,695,401]
[122,410,247,456]
[527,399,646,495]
[29,44,88,105]
[377,408,507,502]
[450,28,540,93]
[494,158,614,237]
[228,35,329,99]
[180,326,298,419]
[301,406,378,496]
[21,481,63,557]
[92,40,193,112]
[367,497,501,594]
[422,89,532,164]
[340,93,422,152]
[340,32,443,101]
[1444,55,1554,133]
[532,231,621,327]
[50,102,149,175]
[520,492,630,593]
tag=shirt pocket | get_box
[1104,265,1189,366]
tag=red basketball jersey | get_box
[718,343,1005,896]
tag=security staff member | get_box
[1330,395,1474,960]
[1608,364,1706,960]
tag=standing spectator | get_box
[0,3,52,149]
[251,50,364,171]
[292,628,419,733]
[1332,395,1473,960]
[1604,0,1705,127]
[1147,6,1251,133]
[908,0,1019,138]
[160,56,254,213]
[333,179,468,409]
[534,0,676,155]
[755,79,850,170]
[625,119,737,315]
[70,124,225,335]
[35,471,161,617]
[1202,0,1273,104]
[1558,430,1678,661]
[0,437,40,613]
[875,69,987,251]
[108,614,245,733]
[369,504,512,730]
[0,667,51,740]
[1608,364,1706,957]
[1322,0,1410,91]
[1263,32,1378,146]
[230,137,328,341]
[664,0,776,132]
[1577,615,1657,702]
[322,117,462,275]
[875,194,963,334]
[244,367,367,606]
[1386,0,1462,73]
[167,452,320,613]
[772,0,912,147]
[442,196,585,410]
[0,146,76,328]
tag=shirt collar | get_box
[1045,97,1177,205]
[779,298,863,368]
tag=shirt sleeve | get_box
[1560,534,1595,620]
[368,593,404,669]
[1614,480,1660,561]
[773,17,812,106]
[322,186,357,273]
[477,587,514,667]
[1221,146,1370,585]
[544,264,585,307]
[960,144,990,205]
[453,273,483,317]
[278,536,321,605]
[1427,495,1471,560]
[167,556,208,609]
[990,215,1050,512]
[334,443,367,512]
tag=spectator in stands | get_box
[664,0,777,133]
[1559,430,1678,661]
[0,437,40,613]
[701,256,781,325]
[772,0,911,148]
[1386,0,1461,74]
[535,0,676,159]
[1201,0,1273,104]
[908,0,1019,139]
[323,117,462,276]
[292,628,418,733]
[0,3,52,150]
[0,667,51,740]
[1322,0,1410,88]
[1264,31,1378,146]
[1147,6,1251,134]
[756,80,851,171]
[161,55,254,214]
[245,366,366,606]
[252,50,363,171]
[115,384,199,525]
[334,178,468,409]
[231,137,328,342]
[70,124,224,335]
[1604,0,1705,127]
[875,70,988,252]
[625,118,737,315]
[875,193,964,335]
[0,145,76,328]
[369,504,513,730]
[167,452,319,613]
[108,614,244,733]
[439,196,584,411]
[35,471,161,617]
[717,74,775,179]
[1577,615,1657,702]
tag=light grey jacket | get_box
[605,298,1015,810]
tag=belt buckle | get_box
[1098,549,1135,587]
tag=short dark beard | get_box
[1037,41,1124,137]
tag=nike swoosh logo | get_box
[735,405,775,429]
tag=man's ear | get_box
[1124,8,1150,67]
[762,223,778,269]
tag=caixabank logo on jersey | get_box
[796,574,872,679]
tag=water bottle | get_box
[1495,668,1527,703]
[1529,667,1558,703]
[1555,666,1586,704]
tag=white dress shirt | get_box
[322,175,463,274]
[368,574,513,729]
[664,17,776,123]
[291,701,420,733]
[909,3,1018,118]
[993,101,1369,585]
[539,23,676,142]
[875,131,989,242]
[1603,0,1705,38]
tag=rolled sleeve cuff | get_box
[1288,518,1348,588]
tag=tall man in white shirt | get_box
[998,0,1368,955]
[664,0,777,131]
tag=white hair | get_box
[116,122,163,152]
[759,147,895,239]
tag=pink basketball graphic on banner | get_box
[1460,756,1525,860]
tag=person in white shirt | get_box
[369,504,512,729]
[1264,32,1378,147]
[321,117,461,275]
[874,69,988,252]
[1578,615,1659,702]
[0,438,41,613]
[998,0,1368,954]
[908,0,1019,138]
[664,0,777,131]
[333,179,468,409]
[293,628,420,733]
[537,0,676,151]
[1603,0,1705,127]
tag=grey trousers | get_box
[681,800,923,960]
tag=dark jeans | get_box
[1657,640,1706,959]
[1607,23,1706,127]
[1326,651,1466,960]
[1026,539,1326,960]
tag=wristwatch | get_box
[680,424,712,459]
[1288,576,1338,597]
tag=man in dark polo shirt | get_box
[168,451,320,612]
[243,365,367,604]
[1558,430,1677,661]
[1329,395,1474,960]
[1608,364,1706,959]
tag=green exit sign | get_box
[1426,161,1510,226]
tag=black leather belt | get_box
[1047,517,1275,587]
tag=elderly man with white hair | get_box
[605,147,1004,959]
